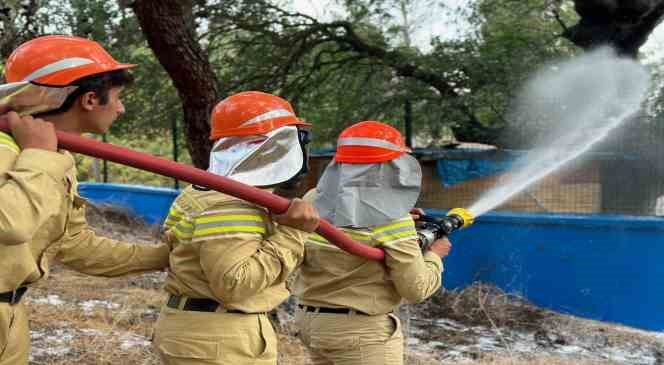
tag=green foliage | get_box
[447,0,580,146]
[41,0,183,136]
[75,132,191,187]
[202,0,583,146]
[4,0,646,186]
[23,0,188,186]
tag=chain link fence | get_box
[306,120,664,217]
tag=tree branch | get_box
[131,0,220,168]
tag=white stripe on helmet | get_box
[24,57,94,82]
[239,108,294,127]
[337,137,403,151]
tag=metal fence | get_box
[414,121,664,217]
[306,119,664,217]
[87,116,664,217]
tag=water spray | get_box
[414,49,648,250]
[416,208,475,250]
[467,47,650,217]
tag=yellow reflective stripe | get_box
[194,214,264,225]
[0,132,19,154]
[166,217,193,230]
[0,132,17,146]
[375,229,417,243]
[373,219,413,234]
[165,203,194,240]
[194,225,266,237]
[168,206,185,218]
[371,240,388,247]
[199,208,264,216]
[164,204,187,228]
[344,231,372,241]
[372,219,416,245]
[177,219,193,228]
[0,139,18,152]
[164,215,180,227]
[183,211,268,240]
[172,225,194,240]
[309,234,329,244]
[306,238,340,250]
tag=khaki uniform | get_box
[293,192,443,365]
[0,131,171,364]
[153,185,308,365]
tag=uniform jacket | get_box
[293,191,443,315]
[0,131,170,293]
[161,185,309,313]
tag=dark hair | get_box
[38,69,134,116]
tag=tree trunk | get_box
[566,0,664,214]
[130,0,220,169]
[566,0,664,57]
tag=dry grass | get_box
[408,283,662,365]
[84,203,161,244]
[26,265,653,365]
[412,283,552,331]
[20,204,661,364]
[448,354,615,365]
[26,274,163,365]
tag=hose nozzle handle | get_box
[416,208,475,251]
[447,208,475,229]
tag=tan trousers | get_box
[295,308,403,365]
[0,303,29,365]
[153,306,278,365]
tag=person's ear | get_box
[79,91,98,112]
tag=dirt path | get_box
[21,205,664,364]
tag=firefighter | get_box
[0,35,171,364]
[152,91,319,365]
[293,120,451,365]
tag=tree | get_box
[563,0,664,57]
[559,0,664,214]
[120,0,582,161]
[128,0,219,169]
[212,0,500,142]
[0,0,43,63]
[5,0,664,180]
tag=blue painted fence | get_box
[77,183,664,331]
[78,183,179,225]
[428,210,664,331]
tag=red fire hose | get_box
[0,118,385,261]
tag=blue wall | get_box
[78,183,179,225]
[77,183,664,331]
[428,210,664,331]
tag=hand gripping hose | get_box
[0,118,386,261]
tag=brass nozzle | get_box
[447,208,475,229]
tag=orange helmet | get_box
[335,120,410,164]
[210,91,311,140]
[5,35,135,87]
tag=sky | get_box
[291,0,664,62]
[290,0,472,50]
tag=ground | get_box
[22,204,664,365]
